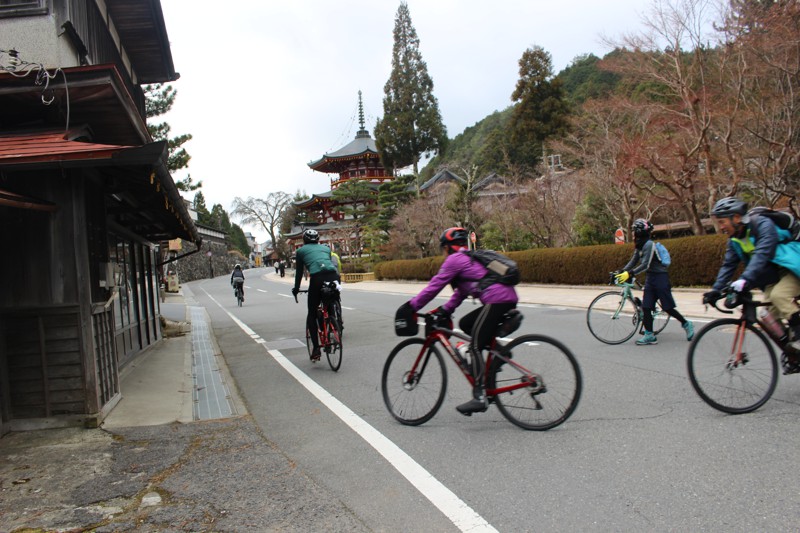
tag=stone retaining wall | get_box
[170,241,245,284]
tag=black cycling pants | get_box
[307,271,340,349]
[459,302,516,384]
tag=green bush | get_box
[374,235,730,287]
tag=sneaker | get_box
[635,331,658,345]
[456,397,488,416]
[782,353,800,375]
[310,347,321,362]
[683,320,695,341]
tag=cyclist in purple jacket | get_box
[396,227,518,415]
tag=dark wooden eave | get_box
[105,0,179,83]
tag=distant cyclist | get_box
[396,227,518,416]
[703,197,800,369]
[292,229,340,361]
[230,264,245,302]
[615,219,694,345]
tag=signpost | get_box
[614,228,625,245]
[470,231,476,250]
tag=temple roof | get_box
[294,182,381,208]
[419,169,465,191]
[308,91,384,173]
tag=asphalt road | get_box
[190,270,800,532]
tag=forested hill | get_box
[420,52,619,182]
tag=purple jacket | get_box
[409,250,518,313]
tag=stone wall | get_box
[170,241,246,284]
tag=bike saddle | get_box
[497,309,523,337]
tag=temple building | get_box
[285,93,392,252]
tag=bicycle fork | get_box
[726,322,750,369]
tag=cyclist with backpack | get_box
[292,229,340,362]
[230,264,245,302]
[395,227,518,415]
[703,197,800,369]
[615,219,694,345]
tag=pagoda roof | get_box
[294,181,381,208]
[308,129,380,172]
[284,220,355,239]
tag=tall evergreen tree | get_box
[193,191,211,225]
[374,2,447,178]
[509,46,571,171]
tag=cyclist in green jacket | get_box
[292,229,340,361]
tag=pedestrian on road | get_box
[615,219,694,345]
[279,261,285,278]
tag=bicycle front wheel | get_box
[326,317,343,372]
[382,338,447,426]
[587,291,638,344]
[490,334,582,431]
[687,318,778,414]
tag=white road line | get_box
[342,306,355,310]
[279,293,292,298]
[257,289,268,293]
[204,288,497,533]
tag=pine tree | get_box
[374,2,447,178]
[145,83,199,191]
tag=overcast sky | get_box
[159,0,651,243]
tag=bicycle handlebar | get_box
[608,272,642,290]
[293,289,308,303]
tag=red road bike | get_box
[382,311,582,430]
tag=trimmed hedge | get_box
[374,235,730,287]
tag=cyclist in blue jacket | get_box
[615,219,694,345]
[703,197,800,370]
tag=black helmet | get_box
[234,263,242,270]
[711,197,748,218]
[303,229,320,244]
[439,227,468,248]
[632,219,653,237]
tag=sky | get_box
[159,0,652,244]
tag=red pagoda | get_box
[287,92,392,249]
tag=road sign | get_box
[206,251,212,257]
[614,228,625,244]
[470,231,476,243]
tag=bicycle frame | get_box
[714,291,788,356]
[411,316,540,398]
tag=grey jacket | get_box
[623,240,668,277]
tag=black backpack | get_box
[747,207,800,241]
[465,250,521,290]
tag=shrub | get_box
[374,235,730,287]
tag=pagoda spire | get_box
[356,90,369,138]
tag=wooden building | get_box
[0,1,199,433]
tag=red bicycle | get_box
[295,284,343,371]
[382,311,582,430]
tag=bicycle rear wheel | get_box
[382,338,447,426]
[586,291,638,344]
[326,315,343,372]
[687,318,778,414]
[489,334,582,430]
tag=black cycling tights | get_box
[642,307,688,333]
[307,271,340,349]
[459,303,516,386]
